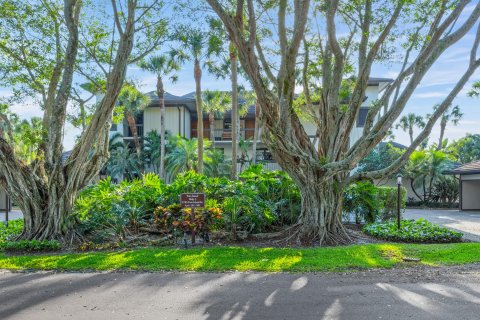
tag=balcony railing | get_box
[123,124,144,138]
[192,128,255,141]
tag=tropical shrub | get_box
[0,239,61,252]
[239,165,301,229]
[343,181,382,223]
[0,220,23,243]
[431,176,459,204]
[154,204,222,241]
[80,201,150,242]
[363,219,463,243]
[377,186,407,221]
[75,174,164,221]
[75,166,302,239]
[406,200,459,209]
[75,177,123,221]
[343,182,407,223]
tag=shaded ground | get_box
[1,265,480,320]
[3,208,479,244]
[404,209,480,242]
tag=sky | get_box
[3,2,480,150]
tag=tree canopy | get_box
[207,0,480,244]
[0,0,169,240]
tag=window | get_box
[223,119,232,130]
[256,148,274,162]
[356,107,369,127]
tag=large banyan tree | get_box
[0,0,167,240]
[207,0,480,244]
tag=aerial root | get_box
[274,223,352,246]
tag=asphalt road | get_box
[1,266,480,320]
[404,209,480,242]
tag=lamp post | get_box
[396,173,403,230]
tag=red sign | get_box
[180,193,205,208]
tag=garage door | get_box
[462,180,480,210]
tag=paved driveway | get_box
[0,211,22,223]
[404,209,480,242]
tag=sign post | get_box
[180,193,205,245]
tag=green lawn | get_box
[0,243,479,272]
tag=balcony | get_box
[123,124,144,138]
[191,128,255,141]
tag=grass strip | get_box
[0,243,479,272]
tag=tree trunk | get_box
[230,44,238,179]
[125,111,141,156]
[437,120,446,150]
[79,101,87,133]
[252,101,259,165]
[409,127,414,145]
[411,179,423,201]
[194,59,204,174]
[208,111,215,146]
[16,184,77,240]
[0,131,108,241]
[428,174,435,202]
[422,176,427,202]
[289,173,349,245]
[157,76,166,180]
[0,0,138,242]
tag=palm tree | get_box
[177,28,222,174]
[107,147,141,181]
[143,130,162,175]
[165,137,212,180]
[165,135,231,180]
[426,149,452,201]
[229,42,239,179]
[238,137,252,172]
[117,85,150,156]
[105,133,141,181]
[405,148,453,202]
[202,90,231,145]
[207,148,231,177]
[395,113,426,145]
[436,105,463,150]
[405,150,428,201]
[239,89,258,165]
[138,53,182,180]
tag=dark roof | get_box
[367,77,394,86]
[444,160,480,175]
[147,91,256,120]
[144,76,393,118]
[146,91,196,113]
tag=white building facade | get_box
[112,78,393,171]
